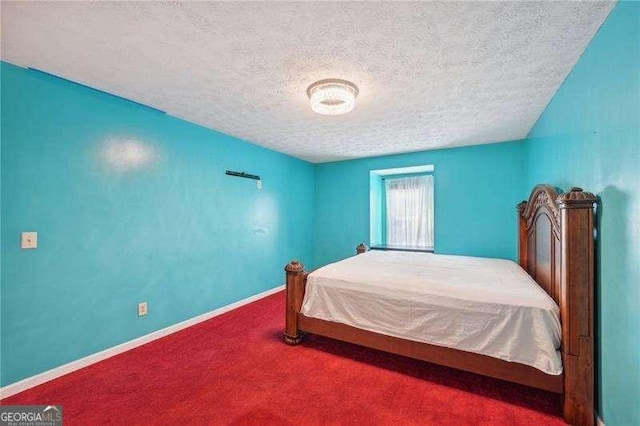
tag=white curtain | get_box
[385,175,434,248]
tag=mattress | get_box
[300,250,562,375]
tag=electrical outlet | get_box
[21,232,38,249]
[257,180,262,190]
[138,302,148,317]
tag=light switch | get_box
[138,302,148,317]
[21,232,38,249]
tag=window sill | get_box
[369,245,434,253]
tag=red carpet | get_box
[2,291,564,425]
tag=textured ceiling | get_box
[1,2,614,163]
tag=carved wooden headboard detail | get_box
[517,185,563,304]
[517,184,597,425]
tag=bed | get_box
[283,185,596,425]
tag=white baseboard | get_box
[0,285,284,399]
[596,413,605,426]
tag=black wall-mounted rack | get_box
[225,170,261,181]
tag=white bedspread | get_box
[300,251,562,375]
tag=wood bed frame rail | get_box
[284,185,596,426]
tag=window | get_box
[369,165,435,251]
[384,175,434,248]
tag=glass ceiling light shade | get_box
[307,79,359,115]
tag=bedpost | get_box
[557,188,596,426]
[516,200,528,268]
[356,243,368,254]
[284,260,306,345]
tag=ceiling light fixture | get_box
[307,79,359,116]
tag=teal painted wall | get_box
[0,63,315,386]
[368,172,383,246]
[524,3,640,425]
[314,141,525,267]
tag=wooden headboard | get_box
[517,185,564,304]
[517,184,596,425]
